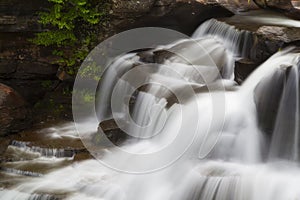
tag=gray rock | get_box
[112,0,156,17]
[257,26,300,43]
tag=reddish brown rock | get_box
[0,83,31,136]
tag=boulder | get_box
[0,83,31,136]
[253,0,300,19]
[256,26,300,43]
[235,59,260,84]
[98,119,128,145]
[130,1,234,35]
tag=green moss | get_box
[41,80,53,88]
[31,0,110,75]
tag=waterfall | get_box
[242,48,300,161]
[2,18,300,200]
[9,140,75,158]
[192,19,254,58]
[267,55,300,161]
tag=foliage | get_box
[41,80,53,88]
[31,0,110,75]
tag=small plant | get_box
[41,80,53,88]
[31,0,110,75]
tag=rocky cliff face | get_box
[0,0,59,104]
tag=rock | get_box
[0,83,31,136]
[154,0,173,6]
[235,59,259,84]
[32,81,73,121]
[130,1,234,35]
[0,16,16,25]
[15,62,58,79]
[0,0,48,32]
[0,79,59,104]
[56,69,73,81]
[256,26,300,43]
[0,61,17,74]
[112,0,156,18]
[254,0,293,9]
[215,0,259,12]
[253,0,300,19]
[98,119,128,145]
[150,0,176,16]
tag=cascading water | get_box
[2,17,300,200]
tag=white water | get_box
[226,10,300,28]
[2,19,300,200]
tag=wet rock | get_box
[150,0,176,16]
[98,119,128,145]
[112,0,156,18]
[235,59,259,84]
[253,0,300,19]
[0,167,43,177]
[130,1,234,35]
[0,83,31,136]
[256,26,300,43]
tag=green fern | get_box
[31,0,110,75]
